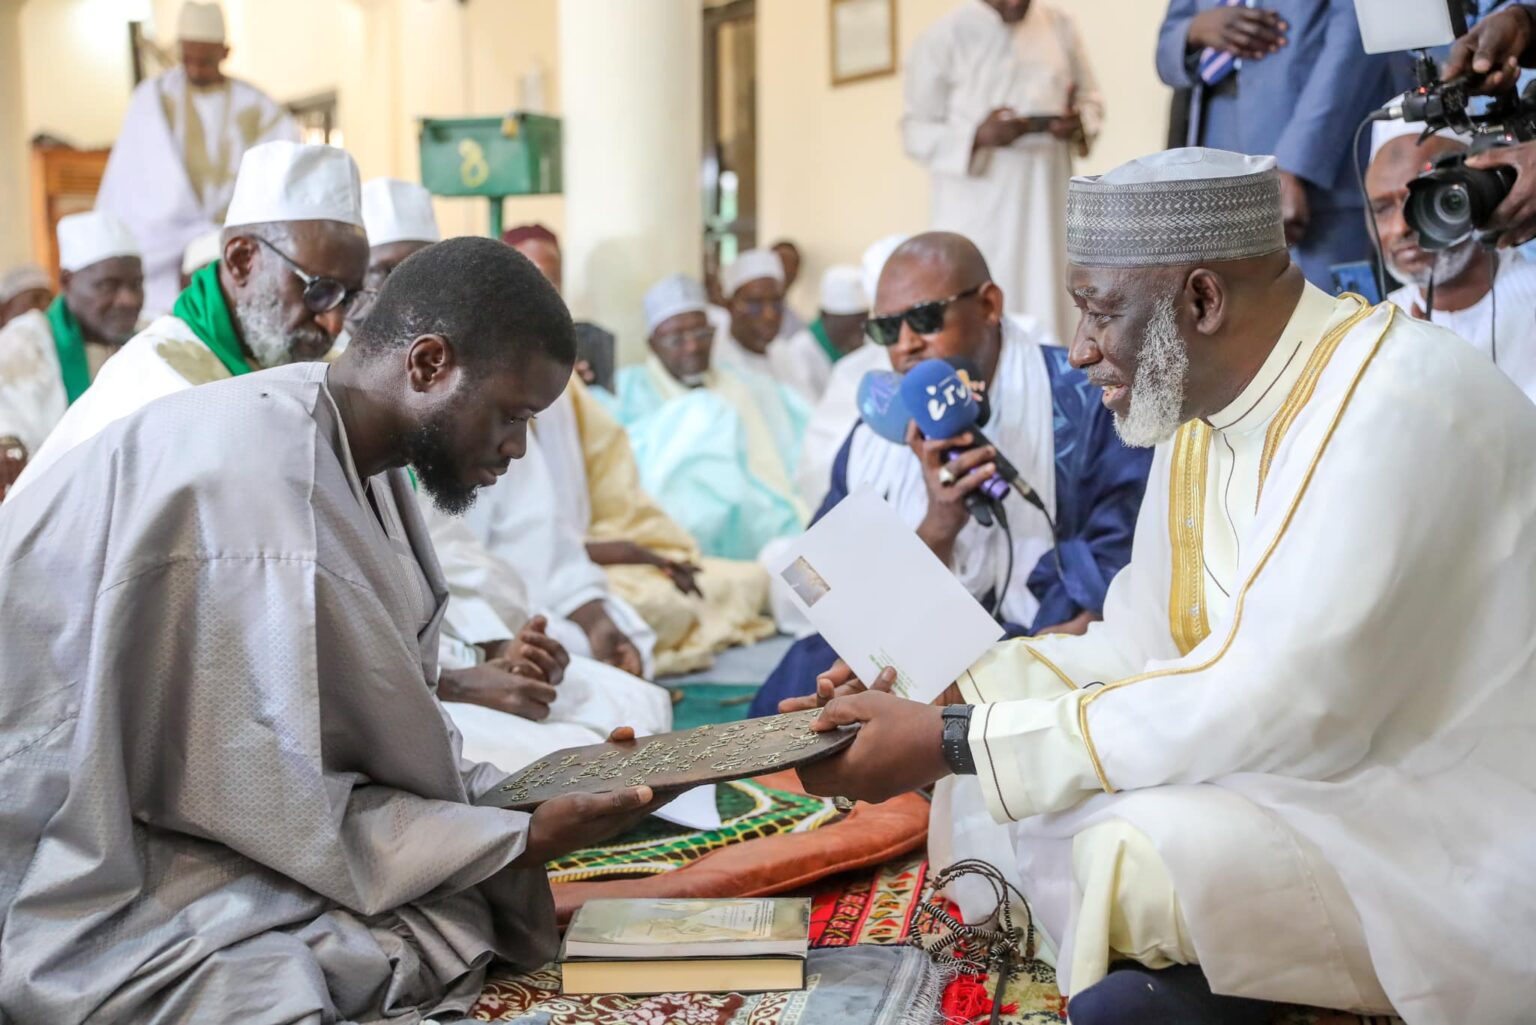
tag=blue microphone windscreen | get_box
[856,370,912,444]
[899,358,981,439]
[945,356,991,428]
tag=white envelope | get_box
[768,490,1004,704]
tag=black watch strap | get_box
[941,704,977,775]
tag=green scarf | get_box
[44,296,92,404]
[809,317,844,365]
[171,262,251,378]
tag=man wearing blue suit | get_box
[1157,1,1403,287]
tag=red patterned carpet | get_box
[470,852,1405,1024]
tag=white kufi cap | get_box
[57,211,140,273]
[225,141,364,230]
[181,227,224,276]
[819,264,867,315]
[644,274,709,334]
[361,177,440,246]
[1067,147,1286,267]
[0,264,50,304]
[861,233,908,305]
[178,2,226,44]
[720,248,784,297]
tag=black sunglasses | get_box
[865,283,986,347]
[254,236,362,315]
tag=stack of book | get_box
[559,897,812,996]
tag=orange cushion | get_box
[551,770,929,925]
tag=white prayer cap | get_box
[181,228,224,276]
[720,248,784,297]
[177,2,226,44]
[644,274,709,334]
[1370,106,1472,162]
[224,141,364,230]
[57,211,140,273]
[861,233,909,303]
[0,263,50,304]
[1067,147,1286,268]
[361,178,441,246]
[819,264,867,315]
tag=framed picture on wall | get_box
[830,0,897,86]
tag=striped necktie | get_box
[1197,0,1245,86]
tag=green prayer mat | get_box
[546,777,840,882]
[668,683,759,731]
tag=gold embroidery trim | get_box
[1256,295,1374,503]
[155,338,231,386]
[1166,421,1212,656]
[1078,304,1397,794]
[1162,293,1375,657]
[1022,643,1077,691]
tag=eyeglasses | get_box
[864,284,986,347]
[653,325,715,349]
[254,236,363,315]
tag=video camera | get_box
[1358,0,1536,249]
[1392,58,1536,248]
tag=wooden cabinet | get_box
[29,143,111,288]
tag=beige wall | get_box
[758,0,1170,316]
[5,0,1166,317]
[0,1,27,269]
[19,0,136,147]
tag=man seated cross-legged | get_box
[792,149,1536,1025]
[0,234,662,1022]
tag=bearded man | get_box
[11,140,367,495]
[1366,117,1536,403]
[793,148,1536,1025]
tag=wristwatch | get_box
[940,704,977,775]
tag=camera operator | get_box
[1367,117,1536,401]
[1442,4,1536,247]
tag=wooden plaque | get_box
[476,709,857,812]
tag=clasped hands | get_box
[439,615,571,721]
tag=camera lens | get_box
[1405,156,1519,250]
[1434,186,1469,221]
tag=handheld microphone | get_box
[942,357,1046,516]
[855,369,911,444]
[897,358,1007,526]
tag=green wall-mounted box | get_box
[418,113,563,198]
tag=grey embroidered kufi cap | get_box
[1067,148,1286,268]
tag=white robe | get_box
[4,312,671,775]
[958,287,1536,1022]
[421,505,673,773]
[10,313,243,495]
[709,307,813,469]
[452,426,660,678]
[0,362,554,1022]
[902,0,1103,346]
[0,309,114,456]
[796,342,893,509]
[1388,250,1536,404]
[96,67,297,315]
[767,324,841,404]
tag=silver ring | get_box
[937,467,956,487]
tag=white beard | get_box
[1386,239,1481,290]
[234,271,295,370]
[1113,295,1190,449]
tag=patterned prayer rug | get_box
[472,853,1406,1024]
[807,853,929,948]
